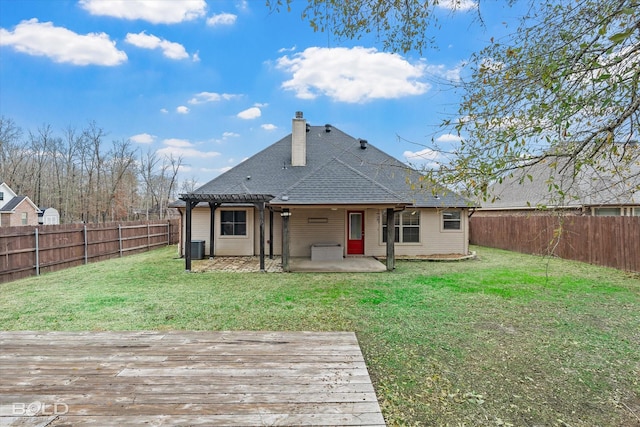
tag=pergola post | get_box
[269,208,274,260]
[386,208,396,271]
[208,202,220,259]
[185,200,199,272]
[281,208,290,272]
[256,202,266,272]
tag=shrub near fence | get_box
[0,220,179,284]
[469,215,640,273]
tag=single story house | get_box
[0,181,41,227]
[476,157,640,217]
[172,112,472,271]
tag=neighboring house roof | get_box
[0,196,28,212]
[187,125,469,208]
[482,158,640,210]
[0,195,40,213]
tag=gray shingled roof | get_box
[483,158,640,209]
[0,196,27,212]
[187,125,469,208]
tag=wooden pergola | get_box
[179,193,274,272]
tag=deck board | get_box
[0,331,385,426]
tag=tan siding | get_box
[216,208,254,256]
[179,206,470,258]
[289,208,345,257]
[253,209,283,256]
[367,208,469,256]
[179,208,210,255]
[423,209,469,255]
[364,208,385,256]
[179,207,254,256]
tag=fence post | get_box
[34,228,40,276]
[166,221,170,246]
[84,225,88,264]
[118,224,123,257]
[147,222,150,250]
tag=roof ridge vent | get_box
[325,124,332,132]
[359,139,368,149]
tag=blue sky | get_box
[0,0,524,188]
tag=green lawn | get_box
[1,246,639,426]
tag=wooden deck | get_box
[0,331,386,426]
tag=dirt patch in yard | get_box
[378,251,477,262]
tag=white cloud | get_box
[425,63,463,82]
[222,132,240,138]
[130,133,156,144]
[160,108,169,114]
[125,32,189,60]
[436,0,478,11]
[164,138,192,147]
[157,138,221,158]
[188,92,240,104]
[235,1,249,12]
[261,124,277,131]
[404,148,440,161]
[276,46,430,103]
[206,13,237,26]
[403,148,442,169]
[237,107,261,119]
[176,106,190,114]
[436,133,463,143]
[79,0,207,24]
[278,45,296,53]
[0,19,126,66]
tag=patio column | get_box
[281,208,290,272]
[208,202,220,259]
[185,200,199,272]
[269,208,274,260]
[255,202,266,272]
[386,208,395,271]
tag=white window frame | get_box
[21,212,28,225]
[381,210,420,244]
[593,207,621,217]
[442,210,462,232]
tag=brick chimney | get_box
[291,111,306,166]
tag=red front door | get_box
[347,211,364,255]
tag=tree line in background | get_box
[0,116,198,223]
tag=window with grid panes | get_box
[220,210,246,236]
[442,210,461,230]
[382,210,420,243]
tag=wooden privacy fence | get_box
[470,215,640,273]
[0,220,179,283]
